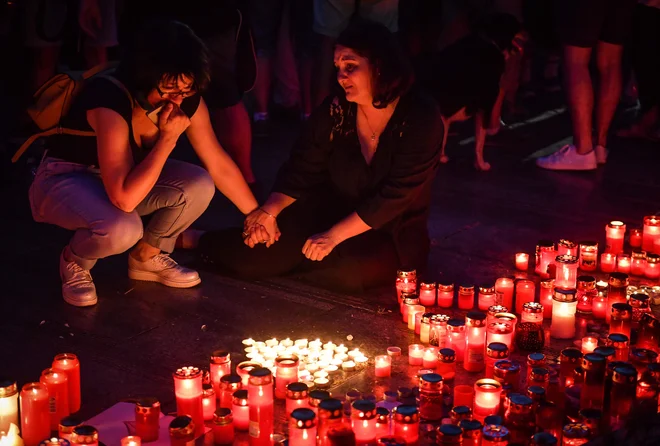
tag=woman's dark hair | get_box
[336,18,414,109]
[116,19,211,97]
[477,13,521,52]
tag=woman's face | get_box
[146,74,196,108]
[334,46,373,105]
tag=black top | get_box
[416,34,505,121]
[46,75,201,166]
[273,87,443,269]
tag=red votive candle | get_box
[454,385,475,409]
[478,286,497,311]
[209,350,231,396]
[219,374,242,409]
[375,355,392,378]
[231,390,249,431]
[135,397,160,442]
[458,286,475,310]
[540,279,554,319]
[515,280,535,315]
[20,383,50,445]
[51,353,80,414]
[169,416,195,446]
[437,283,454,308]
[248,368,274,446]
[616,254,631,273]
[495,278,514,312]
[423,347,439,369]
[600,253,616,273]
[70,425,99,446]
[408,344,424,366]
[536,240,556,278]
[173,367,204,438]
[40,368,69,431]
[515,253,529,271]
[396,269,417,305]
[120,436,141,446]
[605,221,626,254]
[630,229,642,248]
[473,379,502,422]
[392,406,419,444]
[202,384,216,421]
[464,312,487,373]
[646,254,660,279]
[212,408,234,445]
[419,281,437,307]
[290,408,317,446]
[351,400,377,444]
[631,252,646,276]
[275,355,299,399]
[558,239,578,257]
[643,216,660,252]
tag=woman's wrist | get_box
[258,207,277,219]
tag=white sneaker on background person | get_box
[536,144,597,171]
[60,248,98,307]
[128,253,201,288]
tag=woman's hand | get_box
[159,103,191,142]
[302,231,338,261]
[243,208,281,248]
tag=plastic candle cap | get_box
[376,407,390,416]
[213,408,233,425]
[384,390,398,402]
[291,408,316,422]
[561,348,583,362]
[451,406,472,417]
[136,397,160,409]
[0,379,17,397]
[631,348,659,362]
[607,333,629,343]
[421,373,442,384]
[438,424,463,437]
[484,415,503,426]
[210,350,230,362]
[448,318,465,327]
[377,436,407,445]
[459,420,483,432]
[563,423,590,439]
[531,432,558,446]
[527,386,546,399]
[309,389,331,401]
[287,382,308,392]
[593,347,615,358]
[319,398,343,412]
[528,352,545,362]
[352,399,376,416]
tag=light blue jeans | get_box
[29,157,215,270]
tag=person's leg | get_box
[29,158,143,306]
[212,103,255,184]
[563,45,594,154]
[594,41,624,149]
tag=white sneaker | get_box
[128,253,201,288]
[60,250,98,307]
[595,145,608,164]
[535,144,597,171]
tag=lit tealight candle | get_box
[334,353,349,362]
[581,336,598,354]
[335,345,348,355]
[280,338,294,348]
[605,221,626,254]
[495,278,514,312]
[313,371,329,379]
[422,347,439,369]
[473,379,502,422]
[354,356,368,369]
[601,253,616,273]
[341,361,356,372]
[374,355,392,378]
[294,339,308,348]
[120,436,141,446]
[323,342,337,351]
[309,339,322,350]
[630,229,642,248]
[348,349,362,360]
[242,338,255,347]
[515,253,529,271]
[408,344,424,366]
[265,338,278,347]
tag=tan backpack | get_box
[12,62,132,163]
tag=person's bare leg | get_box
[130,240,160,261]
[594,41,624,148]
[212,102,256,184]
[563,45,594,154]
[313,35,336,107]
[254,56,273,115]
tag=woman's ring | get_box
[242,231,249,237]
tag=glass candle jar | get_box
[629,293,651,324]
[642,215,660,252]
[551,288,578,339]
[531,432,558,446]
[396,269,417,305]
[351,400,378,444]
[555,255,579,289]
[580,354,606,410]
[473,379,502,422]
[209,350,231,396]
[419,373,444,421]
[514,280,535,314]
[488,305,508,325]
[70,426,99,446]
[52,353,81,414]
[521,302,544,325]
[289,408,317,446]
[19,382,50,445]
[40,368,69,431]
[168,416,194,446]
[236,361,262,387]
[202,384,216,421]
[375,407,390,439]
[465,312,487,373]
[631,251,647,276]
[486,321,513,351]
[495,312,517,337]
[420,312,433,344]
[637,313,660,352]
[515,322,544,352]
[606,333,630,362]
[616,254,631,273]
[134,397,160,442]
[419,281,437,307]
[562,424,590,446]
[515,253,530,271]
[504,394,535,444]
[528,353,547,382]
[219,374,242,409]
[375,355,392,378]
[605,221,626,254]
[173,367,204,438]
[450,406,473,425]
[576,276,596,314]
[286,383,309,416]
[646,253,660,279]
[401,293,420,324]
[275,355,299,399]
[636,373,658,401]
[581,336,598,354]
[453,386,475,409]
[430,314,451,348]
[609,303,632,339]
[438,348,457,380]
[600,253,616,273]
[479,286,497,311]
[495,278,515,311]
[438,283,455,308]
[485,343,509,379]
[459,286,475,310]
[630,229,643,249]
[536,240,557,278]
[460,420,482,446]
[59,416,81,441]
[540,279,554,319]
[212,408,234,445]
[0,380,18,436]
[408,344,424,366]
[392,405,419,444]
[248,368,274,446]
[231,390,249,431]
[437,424,463,445]
[482,424,509,446]
[630,348,659,379]
[423,347,439,369]
[578,408,602,438]
[557,239,577,257]
[448,319,467,362]
[578,242,598,272]
[317,398,343,445]
[529,367,550,390]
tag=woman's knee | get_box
[182,164,216,209]
[94,212,143,254]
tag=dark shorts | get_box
[555,0,636,48]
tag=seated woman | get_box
[29,20,258,307]
[197,19,444,293]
